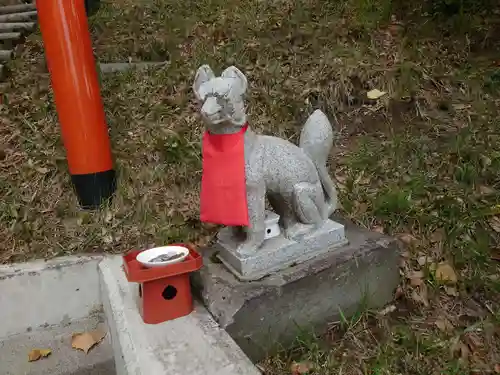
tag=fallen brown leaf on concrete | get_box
[291,361,314,374]
[435,262,458,283]
[28,348,51,362]
[71,329,106,354]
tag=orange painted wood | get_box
[37,0,113,175]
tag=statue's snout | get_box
[201,97,221,121]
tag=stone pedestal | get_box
[192,217,401,361]
[217,218,348,281]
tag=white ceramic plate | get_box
[136,246,189,268]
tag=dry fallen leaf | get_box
[435,317,454,333]
[452,103,471,111]
[35,167,50,174]
[430,229,445,243]
[291,361,314,374]
[417,255,426,266]
[367,89,387,100]
[411,284,429,306]
[444,286,459,297]
[394,286,404,299]
[72,329,106,354]
[355,202,368,214]
[417,255,433,266]
[408,270,424,286]
[479,185,495,195]
[489,216,500,233]
[378,304,396,315]
[463,331,483,353]
[490,249,500,262]
[28,348,52,362]
[450,337,470,361]
[435,262,458,283]
[494,363,500,373]
[409,270,424,278]
[256,363,267,374]
[398,233,417,245]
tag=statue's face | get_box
[193,65,248,133]
[198,80,235,125]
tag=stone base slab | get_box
[217,219,348,281]
[193,217,401,361]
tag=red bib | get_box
[200,124,249,226]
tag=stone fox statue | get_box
[193,65,338,255]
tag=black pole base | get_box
[71,169,117,210]
[84,0,101,17]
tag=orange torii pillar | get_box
[36,0,116,209]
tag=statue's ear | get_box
[193,65,215,101]
[221,66,247,96]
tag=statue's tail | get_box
[299,109,338,217]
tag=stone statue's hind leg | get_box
[268,192,307,240]
[267,192,295,230]
[284,182,324,240]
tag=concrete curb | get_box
[99,256,261,375]
[0,255,115,375]
[0,255,103,338]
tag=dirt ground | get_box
[1,0,500,373]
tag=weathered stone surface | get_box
[217,219,347,281]
[193,218,401,361]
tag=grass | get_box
[1,0,500,373]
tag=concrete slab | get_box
[0,315,115,375]
[0,256,103,338]
[193,217,401,361]
[99,256,261,375]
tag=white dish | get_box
[136,246,189,268]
